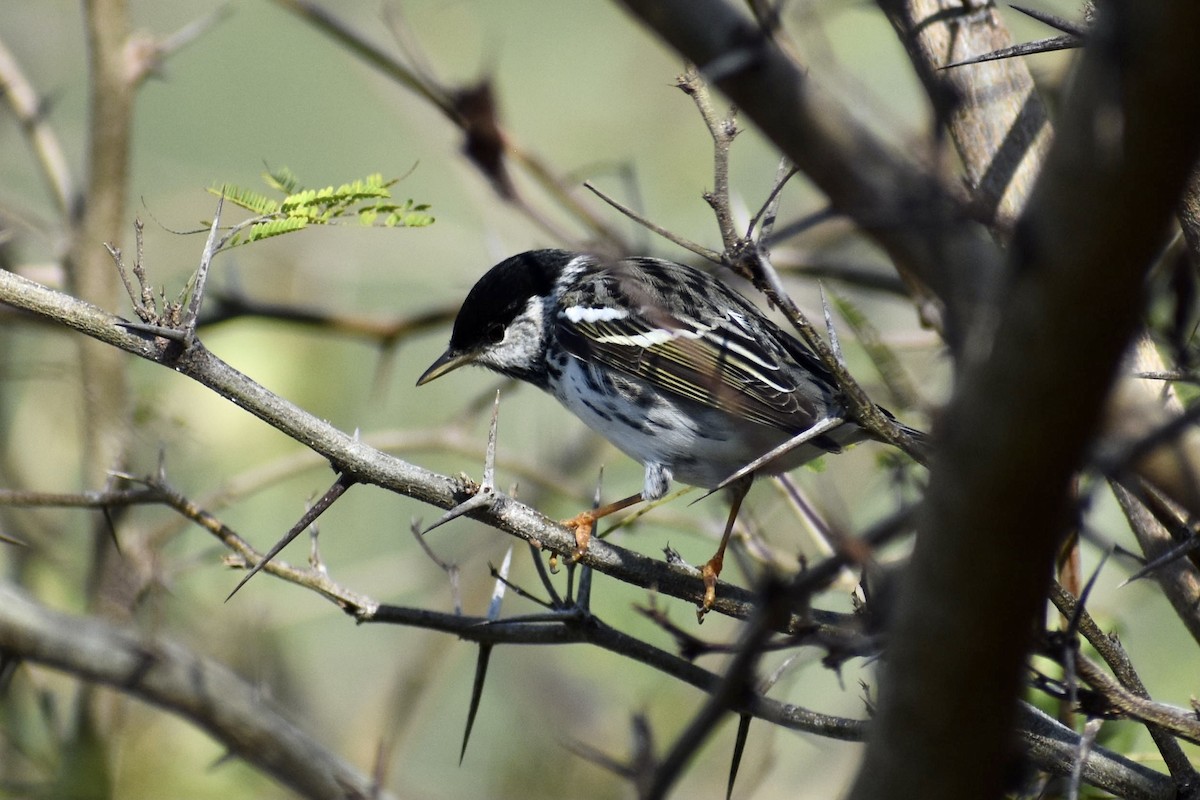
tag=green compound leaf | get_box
[211,184,280,216]
[208,168,433,249]
[246,216,309,242]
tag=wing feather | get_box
[554,260,834,433]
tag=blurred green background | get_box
[5,2,1187,799]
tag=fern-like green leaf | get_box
[391,210,435,228]
[263,166,301,195]
[209,185,280,215]
[246,216,308,242]
[280,188,319,215]
[211,167,433,249]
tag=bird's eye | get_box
[486,323,505,343]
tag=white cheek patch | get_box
[563,305,629,324]
[504,296,545,338]
[493,297,545,349]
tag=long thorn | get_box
[583,181,722,264]
[461,547,512,764]
[185,193,224,347]
[820,283,844,368]
[225,472,354,600]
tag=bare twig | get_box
[409,519,462,614]
[1071,652,1200,746]
[202,290,457,344]
[124,5,231,85]
[583,181,722,262]
[0,486,163,509]
[1110,480,1200,648]
[677,65,741,253]
[747,158,797,242]
[142,473,378,615]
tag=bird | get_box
[418,249,920,612]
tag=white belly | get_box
[550,359,854,493]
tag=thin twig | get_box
[747,158,798,241]
[677,66,740,253]
[583,181,722,262]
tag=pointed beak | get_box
[416,347,479,386]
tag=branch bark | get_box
[849,1,1200,798]
[0,266,848,631]
[878,0,1051,227]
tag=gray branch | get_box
[0,582,394,800]
[0,266,846,632]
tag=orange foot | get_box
[559,510,597,561]
[558,493,644,563]
[698,551,725,621]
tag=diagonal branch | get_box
[0,266,846,631]
[0,582,395,800]
[878,0,1052,227]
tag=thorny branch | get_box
[4,2,1200,799]
[0,262,849,632]
[0,472,1170,799]
[1049,581,1200,788]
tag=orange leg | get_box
[700,477,752,616]
[560,492,644,559]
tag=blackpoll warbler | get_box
[418,250,917,610]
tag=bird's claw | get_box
[559,511,596,561]
[697,552,724,622]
